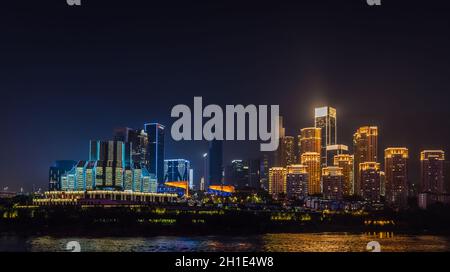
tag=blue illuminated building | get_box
[144,123,165,185]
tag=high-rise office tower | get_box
[114,127,148,166]
[286,164,309,199]
[385,148,409,208]
[420,150,445,194]
[314,106,337,167]
[301,152,321,195]
[49,160,77,191]
[269,167,287,199]
[208,140,223,186]
[298,127,321,158]
[322,166,344,200]
[360,162,381,202]
[353,126,378,196]
[164,159,191,183]
[326,144,349,166]
[279,136,296,167]
[334,154,354,196]
[144,123,165,184]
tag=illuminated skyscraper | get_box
[326,144,348,166]
[279,136,296,167]
[353,126,378,196]
[314,106,337,167]
[298,127,321,158]
[385,148,409,208]
[301,152,321,195]
[334,154,354,196]
[114,127,148,166]
[269,167,287,199]
[322,166,344,200]
[144,123,165,184]
[286,164,309,199]
[420,150,445,194]
[360,162,381,202]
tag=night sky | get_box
[1,0,450,191]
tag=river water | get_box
[1,232,449,252]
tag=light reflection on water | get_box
[1,232,450,252]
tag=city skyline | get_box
[2,0,450,192]
[1,102,449,193]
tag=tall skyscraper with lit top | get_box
[144,123,165,184]
[353,126,378,196]
[298,127,321,158]
[314,106,337,167]
[385,148,409,208]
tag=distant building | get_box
[385,148,409,208]
[49,160,77,191]
[326,144,349,166]
[269,167,287,199]
[420,150,445,194]
[360,162,381,202]
[301,152,321,195]
[353,126,378,196]
[315,106,337,167]
[286,165,309,199]
[333,154,354,196]
[418,150,447,209]
[298,127,321,159]
[322,166,344,200]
